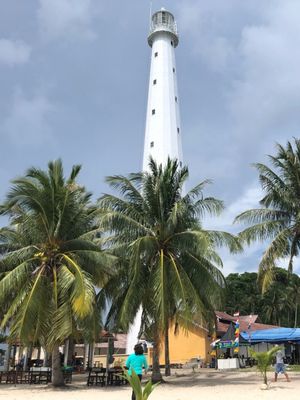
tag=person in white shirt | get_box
[274,347,290,382]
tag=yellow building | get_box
[75,325,212,368]
[157,323,211,366]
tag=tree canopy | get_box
[97,158,241,379]
[224,269,300,327]
[0,160,113,385]
[235,139,300,290]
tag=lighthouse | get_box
[126,8,183,355]
[142,8,183,170]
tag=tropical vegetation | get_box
[250,346,281,386]
[0,160,113,386]
[235,139,300,291]
[97,158,241,380]
[225,269,300,327]
[1,138,300,385]
[123,368,159,400]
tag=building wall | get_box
[159,324,210,365]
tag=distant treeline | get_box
[224,268,300,327]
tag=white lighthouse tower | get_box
[126,8,183,355]
[142,8,183,170]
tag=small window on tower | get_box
[173,67,176,73]
[177,127,180,133]
[153,79,157,85]
[154,52,158,57]
[150,141,154,148]
[180,161,182,167]
[152,109,156,115]
[175,96,178,102]
[171,41,174,46]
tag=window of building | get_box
[179,161,182,167]
[171,41,174,46]
[177,127,180,133]
[150,141,154,148]
[175,96,178,102]
[154,52,158,57]
[173,67,175,73]
[153,79,157,85]
[152,109,155,115]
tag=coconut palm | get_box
[286,275,300,327]
[98,158,241,381]
[261,282,292,326]
[250,346,280,386]
[0,160,113,386]
[235,139,300,290]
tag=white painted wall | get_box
[126,307,142,355]
[143,31,183,170]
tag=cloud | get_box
[229,1,300,138]
[0,39,31,66]
[177,0,263,72]
[204,183,262,232]
[177,0,300,139]
[37,0,98,41]
[1,89,55,147]
[203,183,264,275]
[220,242,265,276]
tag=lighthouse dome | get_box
[148,8,178,47]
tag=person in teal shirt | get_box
[126,344,148,400]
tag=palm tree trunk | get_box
[12,344,17,368]
[152,332,162,383]
[164,321,171,376]
[67,337,75,365]
[88,342,94,368]
[263,369,267,385]
[83,342,89,370]
[64,339,69,366]
[23,346,31,371]
[43,349,50,367]
[51,344,64,387]
[4,344,11,372]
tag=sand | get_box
[0,370,299,400]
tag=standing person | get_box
[126,344,148,400]
[274,346,290,382]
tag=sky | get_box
[0,0,300,276]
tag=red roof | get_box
[241,322,278,332]
[215,311,278,336]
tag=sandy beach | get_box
[0,370,299,400]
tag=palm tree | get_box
[0,160,112,386]
[261,282,291,326]
[98,158,241,381]
[235,139,300,290]
[259,268,295,326]
[250,346,280,386]
[286,275,300,327]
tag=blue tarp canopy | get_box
[241,328,300,343]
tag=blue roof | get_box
[241,328,300,343]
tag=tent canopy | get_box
[221,322,236,341]
[241,328,300,343]
[212,323,245,349]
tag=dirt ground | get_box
[0,369,298,400]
